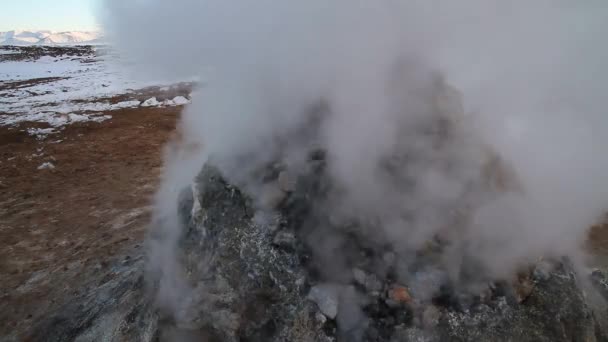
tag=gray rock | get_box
[308,284,340,319]
[437,263,606,342]
[20,162,608,342]
[352,268,383,295]
[352,268,367,286]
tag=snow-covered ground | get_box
[0,46,193,132]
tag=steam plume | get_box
[101,0,608,315]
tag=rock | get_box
[352,268,367,286]
[272,230,296,249]
[437,263,606,342]
[24,259,157,342]
[421,305,441,329]
[365,274,384,295]
[388,285,412,304]
[315,312,328,324]
[20,162,608,342]
[352,268,383,296]
[308,284,339,319]
[513,271,535,303]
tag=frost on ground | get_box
[0,45,193,132]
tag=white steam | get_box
[101,0,608,304]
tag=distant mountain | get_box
[0,30,104,46]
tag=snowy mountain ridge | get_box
[0,30,104,46]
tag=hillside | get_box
[0,30,103,46]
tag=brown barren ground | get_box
[0,106,181,335]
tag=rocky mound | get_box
[27,158,608,341]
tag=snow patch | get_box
[112,100,141,109]
[27,127,57,139]
[37,162,55,170]
[141,97,160,107]
[171,96,190,106]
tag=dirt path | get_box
[0,106,180,336]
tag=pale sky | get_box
[0,0,100,32]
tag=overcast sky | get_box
[0,0,99,32]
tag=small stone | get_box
[277,170,296,192]
[315,312,327,324]
[308,284,339,319]
[388,285,412,304]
